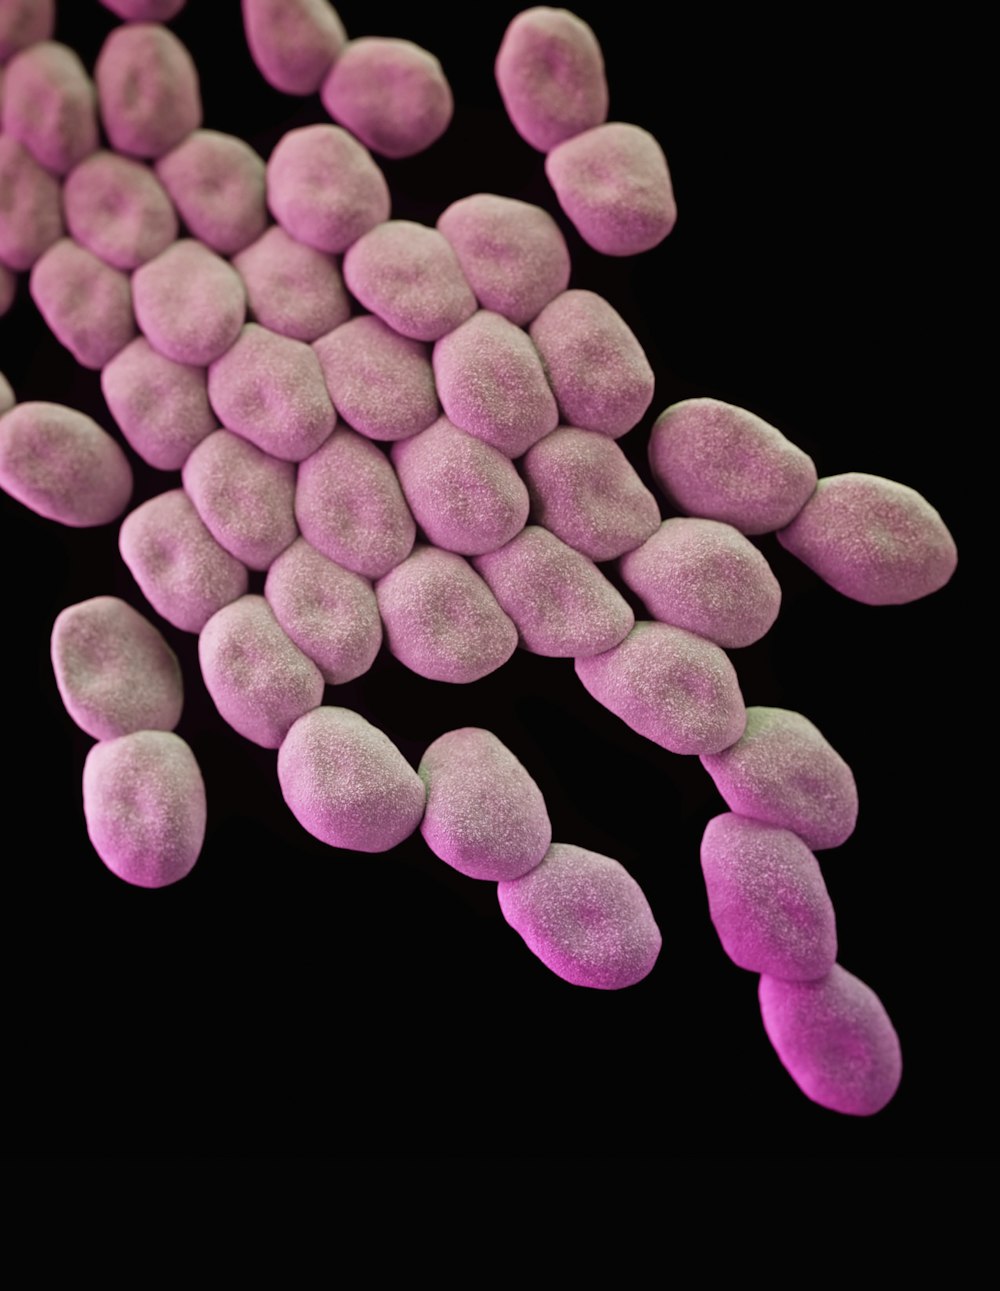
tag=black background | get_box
[0,1,980,1156]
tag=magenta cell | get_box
[759,965,903,1116]
[102,337,215,472]
[0,401,132,527]
[133,239,246,367]
[576,621,746,756]
[342,221,476,342]
[100,2,188,18]
[436,193,571,326]
[375,545,518,684]
[498,843,661,990]
[265,537,382,685]
[156,130,267,255]
[619,518,782,649]
[267,124,389,254]
[419,728,551,882]
[474,525,633,658]
[83,730,206,889]
[182,429,297,571]
[30,239,135,370]
[0,135,63,270]
[51,595,183,741]
[777,472,958,606]
[522,425,660,561]
[0,264,14,318]
[390,415,529,556]
[95,22,202,159]
[0,368,13,412]
[242,0,346,96]
[278,706,426,853]
[233,225,350,343]
[700,813,837,981]
[700,707,858,851]
[0,0,55,63]
[119,488,249,632]
[63,151,178,271]
[1,41,98,175]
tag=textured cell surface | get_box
[437,193,570,326]
[133,239,246,366]
[265,537,381,685]
[102,337,215,471]
[100,1,188,18]
[183,429,297,570]
[83,731,206,889]
[278,706,426,852]
[156,130,267,256]
[777,472,958,606]
[530,289,654,437]
[207,323,334,461]
[522,425,660,561]
[0,368,13,412]
[498,843,661,990]
[391,415,529,556]
[242,0,346,96]
[375,545,517,683]
[433,310,558,457]
[314,315,437,441]
[759,965,903,1116]
[619,518,781,649]
[51,596,183,741]
[63,151,178,270]
[700,813,837,981]
[474,525,633,657]
[30,239,135,370]
[322,37,452,159]
[343,221,476,342]
[576,621,746,756]
[95,22,202,159]
[494,7,608,153]
[0,0,55,63]
[0,265,14,318]
[234,225,350,342]
[0,401,132,526]
[418,728,551,881]
[199,594,323,748]
[295,427,415,578]
[267,124,389,254]
[700,707,858,851]
[0,135,63,270]
[1,41,98,174]
[119,488,248,632]
[649,398,818,535]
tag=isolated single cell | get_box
[30,239,135,370]
[234,225,350,342]
[132,239,246,366]
[1,41,99,175]
[0,135,63,270]
[95,22,202,158]
[156,130,267,255]
[63,151,178,271]
[102,337,215,471]
[242,0,346,96]
[0,0,55,64]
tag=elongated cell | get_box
[0,265,14,318]
[100,2,188,18]
[132,239,246,366]
[498,843,660,989]
[0,401,132,526]
[777,473,958,605]
[576,622,746,756]
[419,728,551,881]
[700,707,858,851]
[156,130,267,255]
[64,152,178,271]
[0,135,63,270]
[759,965,902,1116]
[83,731,205,889]
[102,337,215,471]
[51,596,183,741]
[95,22,202,159]
[242,0,346,96]
[30,239,135,370]
[278,706,426,852]
[233,225,350,342]
[119,489,248,632]
[1,41,98,175]
[0,0,55,63]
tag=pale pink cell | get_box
[156,130,267,255]
[267,124,389,254]
[0,368,13,411]
[101,337,215,471]
[265,537,382,685]
[234,225,350,343]
[0,0,55,63]
[418,728,551,881]
[759,965,902,1116]
[375,545,518,684]
[700,812,837,981]
[132,239,246,366]
[0,135,63,270]
[498,843,661,990]
[649,398,818,535]
[278,706,426,853]
[0,401,132,527]
[0,264,14,317]
[119,488,249,632]
[95,22,202,159]
[343,221,476,342]
[474,525,633,658]
[433,310,558,457]
[700,707,858,851]
[242,0,346,96]
[183,429,297,571]
[575,621,746,756]
[83,730,206,889]
[1,41,98,175]
[100,2,188,20]
[777,473,958,606]
[494,8,608,153]
[436,193,571,327]
[295,427,415,578]
[30,238,135,370]
[51,595,183,741]
[64,152,178,271]
[390,415,529,556]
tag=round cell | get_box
[63,151,178,271]
[156,129,268,256]
[0,135,63,271]
[1,40,99,175]
[30,238,135,370]
[242,0,347,96]
[132,239,246,367]
[95,21,202,159]
[234,225,350,343]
